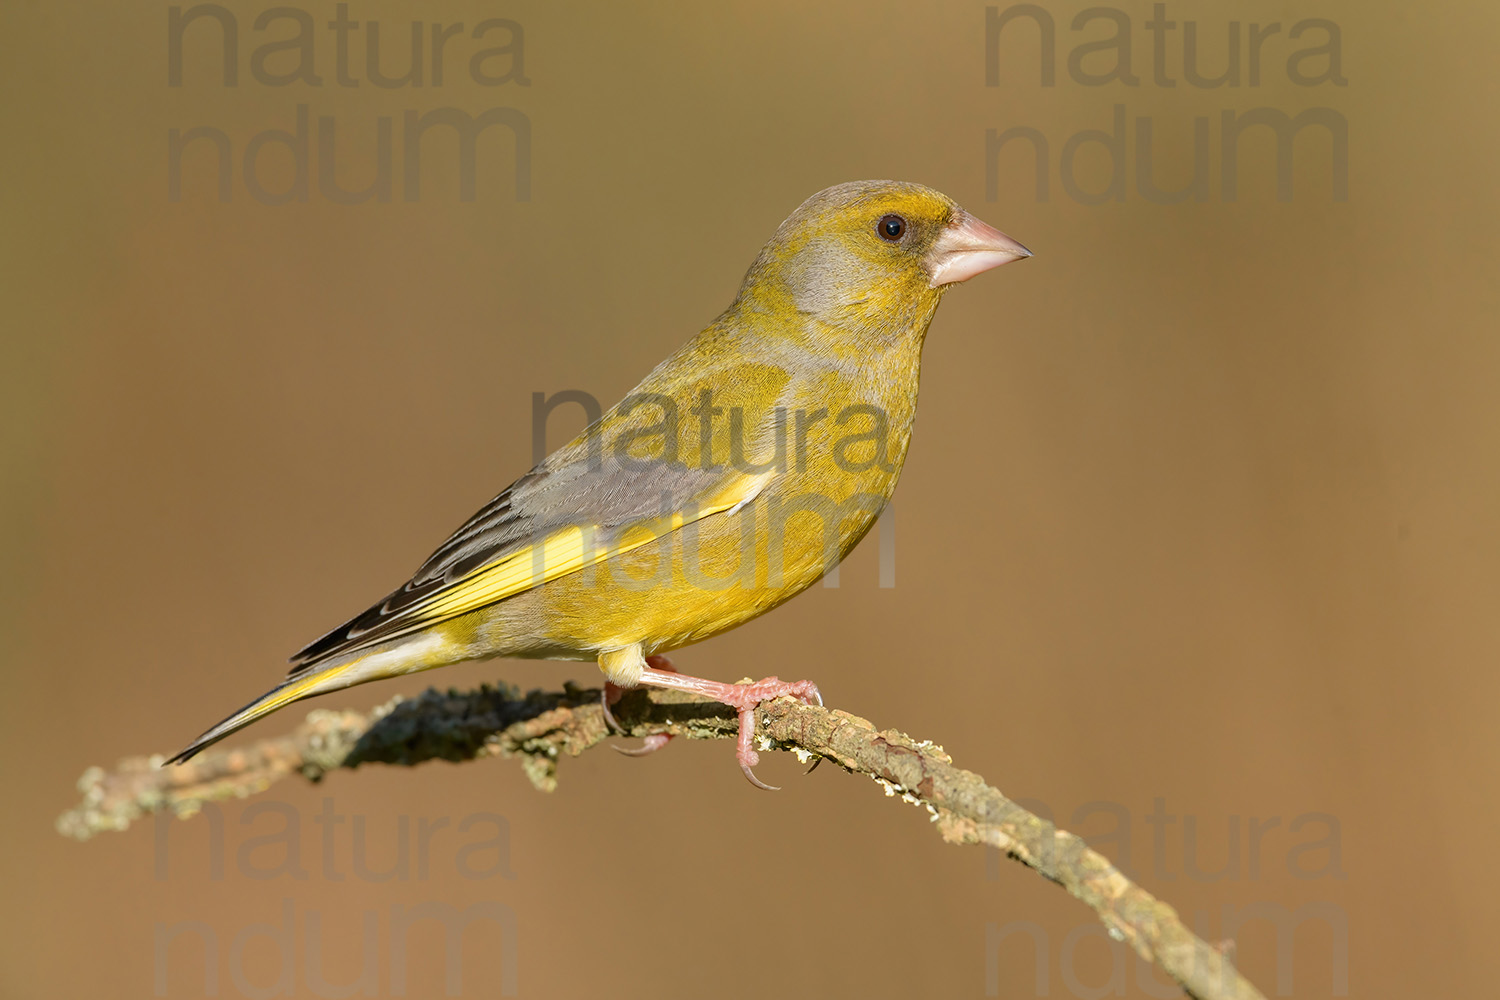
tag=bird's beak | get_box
[926,211,1033,287]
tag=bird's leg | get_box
[605,654,676,755]
[634,667,823,791]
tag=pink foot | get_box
[635,667,822,790]
[604,655,678,755]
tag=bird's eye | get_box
[876,214,907,242]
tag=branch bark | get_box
[58,682,1266,1000]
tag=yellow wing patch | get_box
[416,471,774,625]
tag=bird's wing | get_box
[288,355,792,673]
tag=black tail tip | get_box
[160,735,213,767]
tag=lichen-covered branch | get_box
[58,681,1266,1000]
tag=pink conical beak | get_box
[927,211,1032,287]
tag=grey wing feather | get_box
[286,430,724,673]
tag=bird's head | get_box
[734,180,1031,346]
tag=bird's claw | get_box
[740,760,780,791]
[612,734,673,757]
[600,683,627,736]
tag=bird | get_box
[167,180,1032,788]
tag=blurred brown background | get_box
[3,1,1493,996]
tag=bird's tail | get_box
[164,654,378,765]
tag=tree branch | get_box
[58,682,1266,1000]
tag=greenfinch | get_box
[169,180,1031,787]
